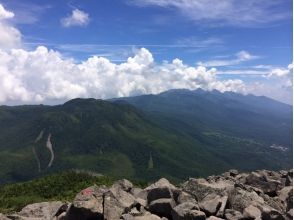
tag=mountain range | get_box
[0,89,292,184]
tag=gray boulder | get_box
[0,214,10,220]
[181,178,233,201]
[277,186,292,211]
[243,205,261,219]
[148,198,176,218]
[228,187,264,212]
[176,191,197,204]
[15,202,64,220]
[199,194,222,216]
[171,202,206,220]
[145,178,178,204]
[104,185,136,220]
[224,209,244,220]
[66,185,107,220]
[245,172,281,196]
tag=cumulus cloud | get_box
[0,4,21,49]
[198,51,257,67]
[0,4,14,19]
[0,46,246,104]
[61,9,89,27]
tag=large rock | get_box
[145,178,178,204]
[121,211,161,220]
[243,205,262,219]
[182,178,233,201]
[199,194,228,217]
[228,187,264,212]
[256,204,285,220]
[0,214,10,220]
[176,191,197,204]
[277,186,293,211]
[104,184,136,220]
[199,194,222,216]
[148,198,176,218]
[224,209,244,220]
[66,185,107,220]
[216,196,228,218]
[171,202,206,220]
[15,202,64,220]
[112,179,133,192]
[245,172,281,196]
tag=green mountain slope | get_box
[0,98,222,184]
[0,90,292,184]
[0,171,113,213]
[114,89,293,171]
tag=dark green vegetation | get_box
[0,171,113,213]
[0,89,292,184]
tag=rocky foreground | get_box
[1,169,293,220]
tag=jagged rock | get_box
[261,194,285,213]
[113,179,134,192]
[0,214,10,220]
[243,205,262,219]
[147,187,173,204]
[229,170,239,177]
[182,178,233,201]
[216,196,228,218]
[176,191,197,204]
[104,185,136,220]
[199,194,228,217]
[66,185,107,220]
[171,202,205,220]
[277,186,292,211]
[145,178,178,204]
[245,172,281,196]
[224,209,244,220]
[10,202,64,220]
[121,211,161,220]
[2,169,292,220]
[149,198,176,218]
[131,188,144,197]
[133,198,147,209]
[286,209,292,219]
[256,204,285,220]
[228,187,264,212]
[199,194,222,216]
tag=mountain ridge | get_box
[0,89,292,184]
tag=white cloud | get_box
[0,46,247,104]
[61,9,89,27]
[0,4,14,20]
[0,4,21,49]
[130,0,290,27]
[198,51,257,67]
[268,64,293,78]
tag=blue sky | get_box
[0,0,292,104]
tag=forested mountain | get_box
[0,90,292,184]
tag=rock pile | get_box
[1,169,292,220]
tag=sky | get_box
[0,0,292,105]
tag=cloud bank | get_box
[0,4,291,105]
[0,46,246,103]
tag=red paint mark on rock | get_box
[82,187,94,195]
